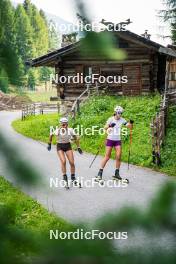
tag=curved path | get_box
[0,111,170,222]
[1,111,175,251]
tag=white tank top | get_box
[51,127,76,143]
[106,116,127,141]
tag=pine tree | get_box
[48,20,60,50]
[0,68,9,93]
[0,0,60,92]
[23,0,32,15]
[162,0,176,44]
[39,9,48,26]
[27,68,37,90]
[14,4,34,61]
[26,5,49,56]
[0,0,23,90]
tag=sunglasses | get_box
[61,123,68,126]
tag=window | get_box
[118,39,129,48]
[100,66,123,77]
[84,66,92,78]
[169,72,176,81]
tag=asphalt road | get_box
[0,110,175,251]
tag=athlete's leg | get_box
[65,150,75,175]
[57,150,66,174]
[100,146,112,169]
[113,145,122,179]
[115,145,122,169]
[96,146,112,179]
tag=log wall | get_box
[55,37,160,98]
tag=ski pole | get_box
[37,141,47,148]
[89,140,105,168]
[128,121,134,170]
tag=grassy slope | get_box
[0,176,70,232]
[160,106,176,176]
[0,176,73,257]
[8,89,57,103]
[25,90,57,103]
[13,95,176,174]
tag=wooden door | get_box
[122,65,142,95]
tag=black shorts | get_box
[56,143,72,152]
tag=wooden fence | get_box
[150,59,175,166]
[150,92,169,165]
[168,91,176,104]
[22,102,59,120]
[71,85,90,119]
[22,82,109,120]
[71,82,108,119]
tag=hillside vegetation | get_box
[14,95,176,173]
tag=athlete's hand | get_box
[47,143,51,151]
[109,123,116,128]
[77,147,83,154]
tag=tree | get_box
[26,5,49,56]
[39,9,48,26]
[0,0,23,90]
[0,0,60,92]
[161,0,176,44]
[27,68,37,90]
[14,4,34,62]
[0,68,9,93]
[23,0,32,15]
[48,20,60,50]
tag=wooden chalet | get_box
[27,30,176,99]
[167,44,176,91]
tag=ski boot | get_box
[112,169,129,184]
[71,174,81,188]
[94,169,104,185]
[63,174,70,189]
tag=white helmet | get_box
[114,106,124,114]
[60,117,68,123]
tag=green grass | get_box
[7,89,57,103]
[13,114,58,144]
[0,176,70,232]
[12,95,176,176]
[26,90,57,103]
[160,106,176,176]
[0,176,73,258]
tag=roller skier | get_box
[95,106,134,183]
[47,117,83,189]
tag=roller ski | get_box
[112,169,129,184]
[63,175,70,190]
[94,169,105,185]
[71,175,82,188]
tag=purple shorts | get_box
[106,139,121,147]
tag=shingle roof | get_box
[26,30,176,67]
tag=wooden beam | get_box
[64,59,150,65]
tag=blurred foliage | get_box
[80,31,127,60]
[76,0,126,60]
[0,0,176,263]
[7,96,176,262]
[0,132,40,185]
[0,132,175,263]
